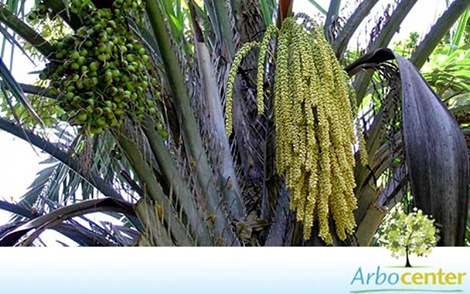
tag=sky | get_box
[0,0,453,242]
[293,0,448,45]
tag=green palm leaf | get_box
[0,57,42,123]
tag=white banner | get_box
[0,248,467,293]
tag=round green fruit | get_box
[77,113,87,122]
[65,92,75,100]
[55,52,65,59]
[89,62,99,71]
[70,51,80,60]
[91,127,103,135]
[109,87,118,95]
[94,24,103,32]
[97,118,106,127]
[78,56,86,65]
[71,63,80,70]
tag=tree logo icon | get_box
[379,207,439,267]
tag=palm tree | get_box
[0,0,469,246]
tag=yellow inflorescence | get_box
[226,18,367,244]
[272,18,363,244]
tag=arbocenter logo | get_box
[350,266,467,293]
[348,207,466,292]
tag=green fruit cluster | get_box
[27,1,51,22]
[33,0,159,134]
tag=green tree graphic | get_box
[380,207,439,267]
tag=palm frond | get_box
[0,197,137,246]
[411,0,470,69]
[0,57,41,122]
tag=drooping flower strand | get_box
[225,42,259,135]
[257,25,278,114]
